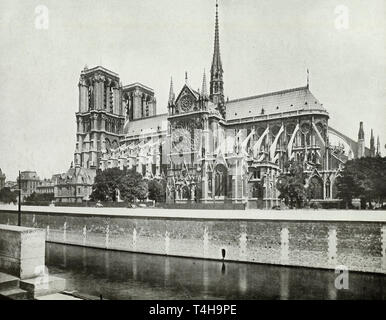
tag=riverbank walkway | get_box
[1,204,385,222]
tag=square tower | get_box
[122,83,156,121]
[74,66,125,169]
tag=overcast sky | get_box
[0,0,385,181]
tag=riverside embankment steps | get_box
[0,272,30,300]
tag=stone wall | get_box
[0,224,45,279]
[0,209,385,274]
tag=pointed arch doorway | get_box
[214,164,227,199]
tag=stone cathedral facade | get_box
[66,2,377,207]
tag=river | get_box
[45,242,386,300]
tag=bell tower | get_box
[75,66,125,169]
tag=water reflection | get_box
[239,264,247,294]
[104,251,109,277]
[46,243,386,300]
[328,278,337,300]
[280,268,289,300]
[132,254,137,281]
[164,257,170,285]
[82,247,86,272]
[382,225,386,271]
[62,245,67,268]
[203,260,209,295]
[221,262,226,275]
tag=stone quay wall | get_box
[0,207,385,274]
[0,224,45,279]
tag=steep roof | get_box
[123,113,168,137]
[175,84,200,103]
[58,167,96,185]
[225,86,327,121]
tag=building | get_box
[36,177,56,195]
[54,166,96,203]
[72,1,379,208]
[17,171,40,201]
[4,181,17,191]
[0,169,5,190]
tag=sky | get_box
[0,0,385,181]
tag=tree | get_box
[148,179,166,203]
[91,168,150,203]
[335,173,357,208]
[119,169,148,202]
[0,187,17,204]
[194,182,202,202]
[25,192,54,202]
[90,168,124,202]
[276,161,307,208]
[336,157,386,208]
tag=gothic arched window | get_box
[215,164,227,197]
[88,87,93,110]
[325,179,331,199]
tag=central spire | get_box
[211,0,223,74]
[210,0,225,113]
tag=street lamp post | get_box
[18,170,21,226]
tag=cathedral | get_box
[66,1,379,207]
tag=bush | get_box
[25,192,54,202]
[148,179,166,203]
[0,187,17,204]
[23,201,51,206]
